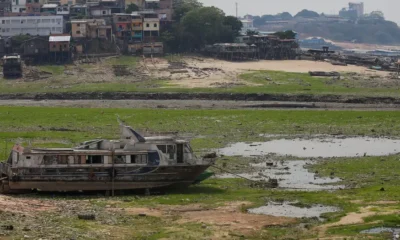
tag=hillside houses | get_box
[0,0,169,60]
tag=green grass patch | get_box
[364,214,400,226]
[236,70,400,96]
[327,223,389,238]
[311,155,400,188]
[1,107,400,158]
[38,65,65,75]
[1,65,400,96]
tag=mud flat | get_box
[1,92,400,105]
[1,99,400,110]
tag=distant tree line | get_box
[251,10,320,27]
[249,9,400,45]
[161,0,242,52]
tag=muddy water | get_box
[248,202,339,219]
[219,137,400,158]
[218,160,344,190]
[253,160,343,190]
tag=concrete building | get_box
[11,0,26,13]
[240,17,257,34]
[69,4,86,17]
[85,0,99,6]
[0,15,63,37]
[56,5,69,15]
[89,5,111,17]
[154,0,173,21]
[131,13,142,41]
[349,2,364,18]
[25,0,42,13]
[113,13,132,38]
[0,0,12,16]
[142,11,159,41]
[339,8,358,19]
[71,19,111,39]
[41,4,57,14]
[87,19,111,38]
[71,19,87,38]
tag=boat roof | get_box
[24,148,153,155]
[145,136,188,143]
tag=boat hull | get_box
[3,165,211,192]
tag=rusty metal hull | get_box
[5,165,210,192]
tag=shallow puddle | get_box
[218,160,344,190]
[361,227,400,234]
[219,137,400,158]
[248,202,339,219]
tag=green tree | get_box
[274,30,297,39]
[246,30,259,36]
[278,12,293,20]
[261,14,276,22]
[253,16,264,27]
[223,16,243,36]
[173,0,203,22]
[181,7,236,50]
[295,9,320,18]
[125,3,139,14]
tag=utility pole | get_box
[235,2,238,18]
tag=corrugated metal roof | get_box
[49,35,71,42]
[42,4,58,8]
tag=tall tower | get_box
[236,2,238,18]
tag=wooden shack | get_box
[49,34,71,62]
[21,37,49,62]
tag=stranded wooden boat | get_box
[0,123,215,193]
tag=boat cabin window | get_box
[131,155,148,164]
[157,145,166,153]
[43,155,63,165]
[86,155,103,164]
[157,144,175,159]
[177,144,183,163]
[68,156,85,164]
[114,155,126,164]
[185,144,193,153]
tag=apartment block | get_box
[0,15,63,37]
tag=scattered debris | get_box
[24,68,52,81]
[1,225,14,231]
[309,71,340,77]
[77,214,96,220]
[112,65,131,77]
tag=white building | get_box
[89,6,111,17]
[11,0,26,13]
[349,2,364,18]
[240,17,257,34]
[56,5,69,15]
[0,15,63,37]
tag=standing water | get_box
[219,137,400,158]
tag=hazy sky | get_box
[199,0,400,24]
